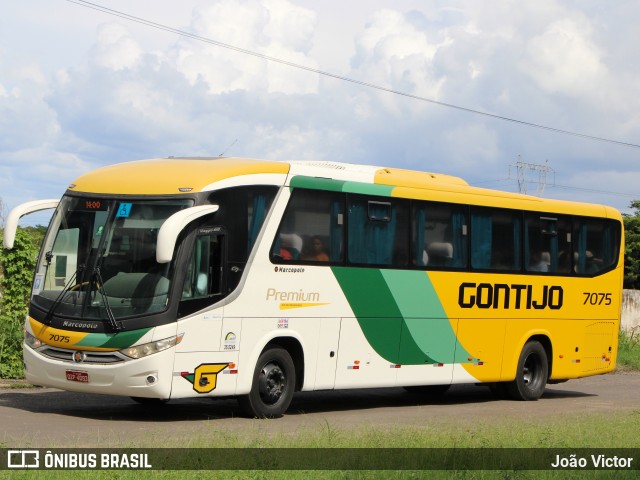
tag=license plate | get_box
[66,370,89,383]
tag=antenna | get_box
[218,139,238,157]
[509,157,555,195]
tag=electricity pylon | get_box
[509,158,555,195]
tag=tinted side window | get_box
[207,186,278,264]
[412,202,468,269]
[271,189,344,264]
[574,217,620,275]
[347,195,409,267]
[525,214,571,274]
[470,207,521,271]
[182,232,224,300]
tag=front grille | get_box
[38,346,126,364]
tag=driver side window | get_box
[182,231,224,300]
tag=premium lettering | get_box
[266,288,320,302]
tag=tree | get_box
[623,200,640,289]
[0,196,5,227]
[0,227,41,378]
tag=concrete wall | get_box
[622,289,640,332]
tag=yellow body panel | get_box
[374,167,469,187]
[69,157,290,195]
[28,317,119,352]
[429,268,623,382]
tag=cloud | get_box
[1,0,640,216]
[90,23,143,71]
[172,0,318,94]
[521,18,606,97]
[351,9,445,103]
[0,147,93,216]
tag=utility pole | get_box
[509,158,555,195]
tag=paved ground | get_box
[1,372,639,447]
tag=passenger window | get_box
[470,207,521,271]
[573,218,620,275]
[271,189,344,264]
[525,214,571,274]
[347,195,409,267]
[412,202,467,269]
[182,231,225,300]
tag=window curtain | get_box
[348,199,396,264]
[512,216,521,270]
[577,223,588,274]
[524,220,531,269]
[547,220,559,272]
[451,211,467,268]
[471,213,492,269]
[413,206,426,266]
[330,199,343,262]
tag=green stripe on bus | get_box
[332,267,470,365]
[381,270,470,364]
[290,176,346,192]
[342,181,394,196]
[331,267,403,363]
[75,327,152,349]
[290,176,394,197]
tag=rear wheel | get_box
[238,347,295,418]
[507,341,548,401]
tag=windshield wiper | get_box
[43,265,85,326]
[92,267,121,332]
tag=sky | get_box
[2,0,640,226]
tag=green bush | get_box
[0,228,41,378]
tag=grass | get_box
[2,411,639,479]
[2,330,640,479]
[618,329,640,370]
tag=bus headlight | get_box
[24,330,43,349]
[119,334,184,359]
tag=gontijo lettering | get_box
[459,282,563,310]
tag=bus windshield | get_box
[31,196,193,323]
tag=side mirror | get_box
[3,199,60,249]
[156,205,220,263]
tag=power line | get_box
[66,0,640,150]
[548,184,639,198]
[476,177,639,199]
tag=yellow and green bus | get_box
[4,157,623,417]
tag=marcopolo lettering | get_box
[458,282,563,310]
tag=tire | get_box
[238,347,296,418]
[507,341,548,401]
[403,384,451,395]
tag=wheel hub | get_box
[259,362,285,404]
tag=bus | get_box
[3,157,624,418]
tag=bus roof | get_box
[67,157,621,220]
[69,157,289,195]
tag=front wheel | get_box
[238,347,295,418]
[507,341,548,401]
